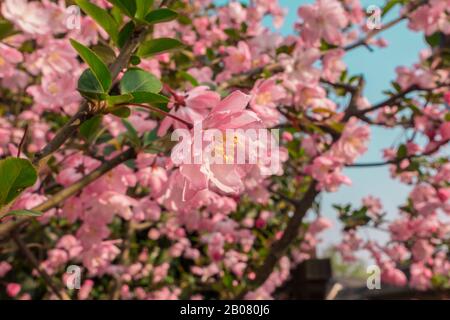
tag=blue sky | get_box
[218,1,426,252]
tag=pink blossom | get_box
[297,0,349,46]
[82,241,121,276]
[6,283,21,298]
[158,86,221,136]
[0,262,12,278]
[395,65,436,90]
[152,263,170,283]
[305,155,351,192]
[408,1,450,36]
[223,41,252,74]
[27,73,81,111]
[1,0,50,35]
[410,262,433,290]
[389,219,414,242]
[439,122,450,141]
[78,280,94,300]
[57,154,100,187]
[250,79,286,127]
[363,196,383,219]
[381,263,408,287]
[309,217,332,234]
[26,40,80,76]
[0,43,23,78]
[412,239,435,261]
[322,49,346,82]
[332,118,370,164]
[172,90,278,196]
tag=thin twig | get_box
[17,124,28,158]
[121,103,193,129]
[347,139,449,168]
[12,232,70,300]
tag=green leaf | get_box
[136,0,154,19]
[70,39,112,93]
[122,119,140,148]
[120,68,162,94]
[445,113,450,122]
[0,158,38,207]
[1,209,43,220]
[143,129,158,147]
[118,21,135,48]
[107,93,134,106]
[75,0,119,43]
[130,92,169,104]
[91,43,117,65]
[397,144,407,159]
[137,38,184,58]
[0,20,15,41]
[111,106,131,118]
[77,69,108,100]
[382,0,400,17]
[79,115,103,141]
[130,55,141,65]
[425,33,441,48]
[178,71,199,86]
[144,8,178,25]
[106,0,136,17]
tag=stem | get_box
[17,124,28,158]
[344,15,406,51]
[123,103,193,129]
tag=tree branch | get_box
[347,139,449,168]
[236,181,319,299]
[0,148,136,240]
